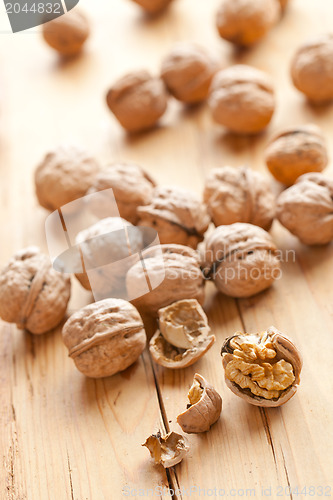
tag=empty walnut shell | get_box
[265,124,328,186]
[62,298,146,378]
[221,326,302,407]
[0,247,71,335]
[216,0,280,47]
[204,166,275,230]
[131,0,174,14]
[276,173,333,245]
[177,373,222,433]
[291,34,333,103]
[203,223,281,298]
[161,43,217,104]
[142,431,189,468]
[106,70,168,133]
[209,65,275,134]
[137,186,210,249]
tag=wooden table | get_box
[1,0,333,498]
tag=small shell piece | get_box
[131,0,173,14]
[42,9,90,56]
[0,247,71,335]
[276,173,333,245]
[177,373,222,433]
[203,166,275,231]
[142,431,189,468]
[106,70,168,133]
[265,124,328,186]
[137,186,210,249]
[62,298,146,378]
[221,326,302,407]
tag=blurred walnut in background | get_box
[130,0,174,15]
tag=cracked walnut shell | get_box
[0,247,71,335]
[221,326,302,407]
[142,431,189,468]
[62,298,146,378]
[204,166,275,231]
[131,0,174,14]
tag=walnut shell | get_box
[265,124,328,186]
[216,0,280,47]
[203,223,281,298]
[87,162,156,224]
[137,186,210,249]
[131,0,174,14]
[177,373,222,433]
[62,298,146,378]
[126,244,205,316]
[161,43,217,104]
[209,65,275,134]
[221,326,302,407]
[276,173,333,245]
[106,70,168,133]
[42,9,90,57]
[291,34,333,103]
[0,247,71,335]
[35,145,100,211]
[142,431,189,468]
[204,166,275,230]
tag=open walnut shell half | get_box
[142,431,189,468]
[177,373,222,434]
[221,326,302,407]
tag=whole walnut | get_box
[203,166,275,231]
[161,43,217,104]
[209,65,275,134]
[87,162,156,224]
[126,244,205,316]
[130,0,173,14]
[106,71,168,133]
[42,9,90,57]
[137,186,210,249]
[62,298,146,378]
[291,34,333,103]
[276,173,333,245]
[265,125,328,186]
[35,145,100,211]
[216,0,280,47]
[203,223,280,298]
[0,247,71,335]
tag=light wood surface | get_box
[1,0,333,499]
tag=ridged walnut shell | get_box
[142,431,189,468]
[131,0,173,14]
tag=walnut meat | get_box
[203,223,281,298]
[265,125,328,186]
[209,65,275,134]
[216,0,280,47]
[276,173,333,245]
[106,71,168,133]
[0,247,71,335]
[291,34,333,103]
[42,9,90,57]
[204,166,275,230]
[161,43,216,104]
[131,0,174,14]
[142,431,189,468]
[35,145,100,211]
[137,186,210,249]
[62,298,146,378]
[221,326,302,407]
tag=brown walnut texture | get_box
[42,9,90,56]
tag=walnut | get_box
[87,162,156,224]
[106,71,168,133]
[265,124,328,186]
[204,166,275,231]
[126,244,205,316]
[203,223,281,298]
[35,145,100,211]
[62,298,146,378]
[130,0,174,15]
[291,34,333,103]
[209,65,275,134]
[221,326,302,407]
[216,0,280,47]
[42,9,90,57]
[137,186,210,249]
[177,373,222,433]
[276,173,333,245]
[142,431,189,468]
[0,247,71,335]
[161,43,217,104]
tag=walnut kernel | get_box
[42,9,90,56]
